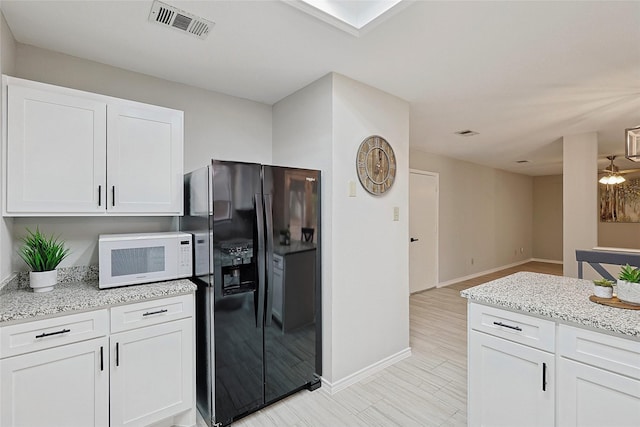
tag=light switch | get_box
[348,180,356,197]
[393,206,399,221]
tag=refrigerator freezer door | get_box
[211,161,264,425]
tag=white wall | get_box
[409,149,533,283]
[6,43,273,272]
[0,9,16,281]
[533,175,563,262]
[14,44,273,173]
[272,74,334,379]
[273,73,410,385]
[331,74,410,382]
[563,132,598,278]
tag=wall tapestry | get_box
[599,172,640,222]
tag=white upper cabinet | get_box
[6,84,107,214]
[3,76,184,216]
[106,102,183,214]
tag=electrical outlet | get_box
[520,247,524,254]
[393,207,399,221]
[471,258,474,265]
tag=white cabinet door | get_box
[6,84,107,214]
[110,318,193,427]
[0,337,109,427]
[106,102,183,215]
[469,330,554,427]
[558,357,640,427]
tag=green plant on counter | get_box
[593,278,614,287]
[18,227,70,272]
[618,264,640,283]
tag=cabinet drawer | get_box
[110,294,194,333]
[0,310,108,358]
[469,303,555,352]
[558,324,640,380]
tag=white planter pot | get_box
[616,279,640,305]
[593,285,613,299]
[29,270,58,293]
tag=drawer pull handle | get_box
[542,362,547,391]
[493,321,522,331]
[143,309,168,317]
[35,328,71,339]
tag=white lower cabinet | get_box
[469,303,640,427]
[0,294,195,427]
[469,330,554,427]
[110,318,193,427]
[0,337,109,427]
[557,324,640,427]
[558,357,640,427]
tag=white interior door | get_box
[409,170,438,293]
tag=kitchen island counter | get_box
[460,271,640,338]
[0,272,196,324]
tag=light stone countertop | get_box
[460,271,640,339]
[0,278,197,324]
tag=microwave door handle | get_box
[263,194,274,327]
[255,193,266,329]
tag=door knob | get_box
[410,237,419,242]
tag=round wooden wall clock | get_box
[356,135,396,195]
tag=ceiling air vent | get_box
[454,129,479,137]
[148,1,214,40]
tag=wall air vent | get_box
[454,129,479,137]
[148,1,214,40]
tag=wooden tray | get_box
[589,295,640,310]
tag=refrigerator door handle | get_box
[263,194,274,327]
[255,193,266,329]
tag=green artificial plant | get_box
[18,227,70,272]
[593,278,614,287]
[618,264,640,284]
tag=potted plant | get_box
[592,278,614,298]
[18,227,70,293]
[617,264,640,305]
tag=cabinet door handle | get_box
[115,342,119,367]
[98,185,102,207]
[542,362,547,391]
[142,309,168,317]
[493,321,522,331]
[100,346,104,371]
[35,328,70,339]
[112,186,116,207]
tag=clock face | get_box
[356,136,396,195]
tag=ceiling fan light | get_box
[599,176,610,184]
[614,175,626,184]
[626,126,640,162]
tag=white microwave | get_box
[99,232,193,289]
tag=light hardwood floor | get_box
[202,261,563,427]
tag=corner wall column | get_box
[563,132,598,277]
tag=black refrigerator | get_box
[180,160,321,426]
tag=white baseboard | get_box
[320,347,412,395]
[530,258,563,265]
[437,259,533,288]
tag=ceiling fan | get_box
[598,155,640,185]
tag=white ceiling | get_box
[2,0,639,175]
